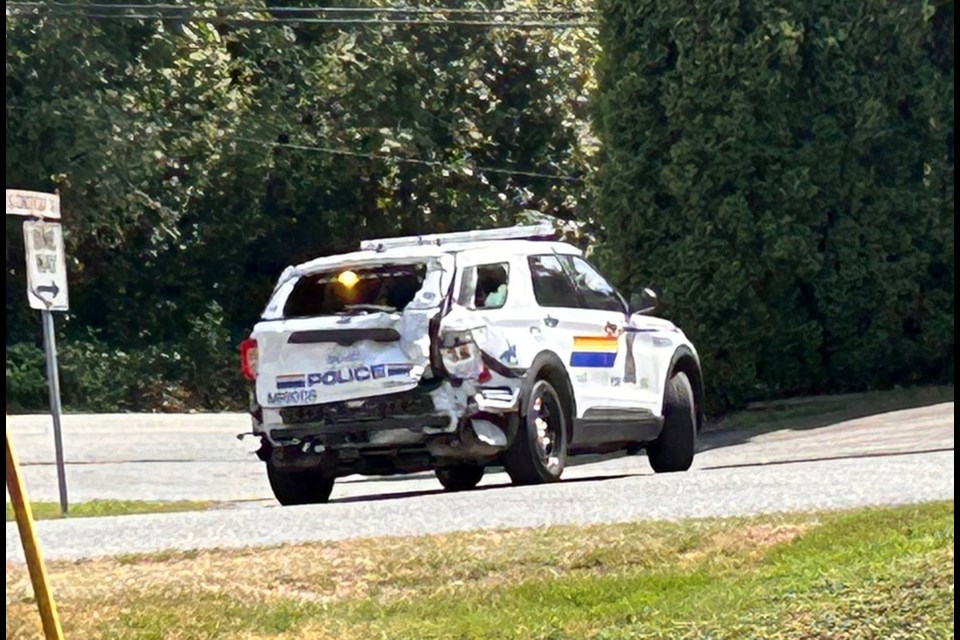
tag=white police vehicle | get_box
[241,224,704,504]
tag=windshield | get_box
[282,264,427,318]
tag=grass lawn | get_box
[6,501,953,639]
[5,499,214,522]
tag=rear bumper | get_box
[264,386,452,446]
[256,380,521,443]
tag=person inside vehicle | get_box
[475,264,508,308]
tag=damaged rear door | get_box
[252,251,455,409]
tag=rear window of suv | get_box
[283,264,427,318]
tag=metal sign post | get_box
[7,189,70,515]
[40,310,69,515]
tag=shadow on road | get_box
[337,386,954,488]
[330,472,643,504]
[698,446,954,472]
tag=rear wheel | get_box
[266,462,335,505]
[503,379,568,485]
[648,371,696,473]
[435,465,485,492]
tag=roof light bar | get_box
[360,222,557,252]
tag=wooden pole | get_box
[6,422,65,639]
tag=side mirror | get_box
[629,287,658,315]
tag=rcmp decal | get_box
[326,348,362,365]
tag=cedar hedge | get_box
[593,0,954,410]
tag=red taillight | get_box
[240,338,258,381]
[478,367,492,383]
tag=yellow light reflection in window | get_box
[337,270,360,289]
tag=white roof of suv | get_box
[291,225,581,277]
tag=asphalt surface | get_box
[6,402,954,562]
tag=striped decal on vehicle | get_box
[276,374,306,389]
[570,336,619,368]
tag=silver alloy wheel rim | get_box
[531,386,562,469]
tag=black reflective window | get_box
[528,255,579,308]
[564,257,625,312]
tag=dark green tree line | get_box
[594,0,954,409]
[7,0,953,415]
[6,1,597,411]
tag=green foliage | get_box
[54,307,242,412]
[5,1,597,411]
[594,0,955,410]
[3,303,241,412]
[5,498,213,521]
[7,0,953,413]
[5,342,47,412]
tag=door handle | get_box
[543,315,559,328]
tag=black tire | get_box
[648,371,696,473]
[435,465,485,492]
[266,462,335,506]
[502,379,568,485]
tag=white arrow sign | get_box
[23,220,70,311]
[6,189,61,220]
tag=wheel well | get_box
[670,353,705,431]
[523,351,577,441]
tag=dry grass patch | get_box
[6,503,952,640]
[7,515,818,608]
[678,521,814,567]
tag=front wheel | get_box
[647,371,696,473]
[435,465,485,492]
[502,379,568,485]
[266,461,335,505]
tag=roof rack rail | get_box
[359,222,557,252]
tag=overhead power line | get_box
[6,2,598,28]
[8,2,595,14]
[6,2,594,12]
[5,105,584,182]
[14,17,595,27]
[244,137,583,181]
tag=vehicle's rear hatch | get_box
[252,251,453,409]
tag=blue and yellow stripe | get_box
[570,336,618,368]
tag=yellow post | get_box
[6,424,65,640]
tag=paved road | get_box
[6,402,954,561]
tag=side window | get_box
[528,255,580,308]
[565,257,625,312]
[457,263,510,310]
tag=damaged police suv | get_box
[241,224,704,505]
